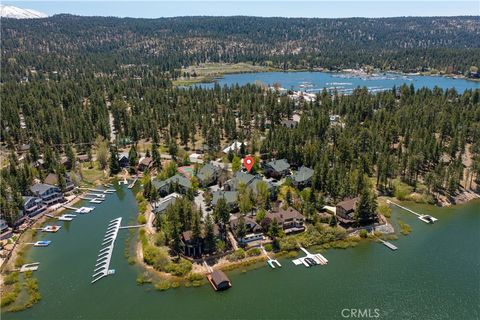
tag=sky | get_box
[3,0,480,18]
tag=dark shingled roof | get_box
[266,159,290,173]
[210,270,230,286]
[292,166,314,183]
[267,206,304,222]
[212,190,238,206]
[336,198,358,212]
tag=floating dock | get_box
[26,240,51,247]
[128,178,138,189]
[261,246,282,269]
[91,218,122,284]
[387,200,438,224]
[18,262,40,272]
[292,247,328,267]
[378,238,398,250]
[35,225,62,233]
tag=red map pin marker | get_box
[244,156,254,173]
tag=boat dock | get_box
[118,224,146,229]
[292,247,328,267]
[91,217,122,284]
[17,262,40,273]
[378,238,398,250]
[387,200,438,224]
[26,240,51,247]
[261,246,282,269]
[128,178,138,189]
[86,193,106,198]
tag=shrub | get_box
[155,281,171,291]
[137,214,147,224]
[227,249,246,261]
[165,259,192,276]
[188,273,204,282]
[398,219,412,235]
[154,231,166,247]
[393,181,413,201]
[378,203,392,218]
[264,244,273,252]
[246,248,261,257]
[359,229,368,238]
[4,272,19,285]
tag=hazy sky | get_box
[4,1,480,18]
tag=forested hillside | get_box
[1,15,479,81]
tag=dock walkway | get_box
[91,218,122,284]
[387,200,438,224]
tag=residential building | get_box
[266,206,305,234]
[196,163,221,187]
[292,166,314,188]
[30,183,64,207]
[225,172,275,197]
[229,215,264,244]
[153,174,192,197]
[336,198,359,224]
[222,141,247,154]
[152,193,181,215]
[212,190,238,211]
[182,223,220,257]
[138,156,153,172]
[118,152,130,168]
[0,219,12,240]
[22,196,46,218]
[264,159,291,178]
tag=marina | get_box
[387,200,438,224]
[91,217,122,284]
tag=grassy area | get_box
[80,162,105,185]
[173,62,278,86]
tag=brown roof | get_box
[140,157,153,166]
[210,270,230,286]
[267,207,304,223]
[182,224,220,242]
[336,198,358,212]
[44,173,59,185]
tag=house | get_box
[138,156,153,172]
[22,196,46,218]
[212,190,238,211]
[196,163,221,187]
[266,207,305,234]
[30,183,64,207]
[208,270,232,291]
[281,119,297,129]
[229,215,264,244]
[77,154,90,163]
[0,219,12,240]
[224,172,275,197]
[152,193,181,215]
[182,224,220,257]
[153,174,192,197]
[44,173,75,192]
[118,152,130,168]
[264,159,291,178]
[292,166,314,188]
[222,141,247,154]
[335,198,359,224]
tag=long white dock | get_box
[128,178,138,189]
[91,217,122,284]
[387,200,438,224]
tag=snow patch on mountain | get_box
[0,4,48,19]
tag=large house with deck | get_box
[264,159,291,179]
[266,206,305,234]
[30,183,64,207]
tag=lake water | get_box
[197,71,480,93]
[3,184,479,320]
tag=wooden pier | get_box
[387,200,438,224]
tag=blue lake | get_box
[197,71,480,93]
